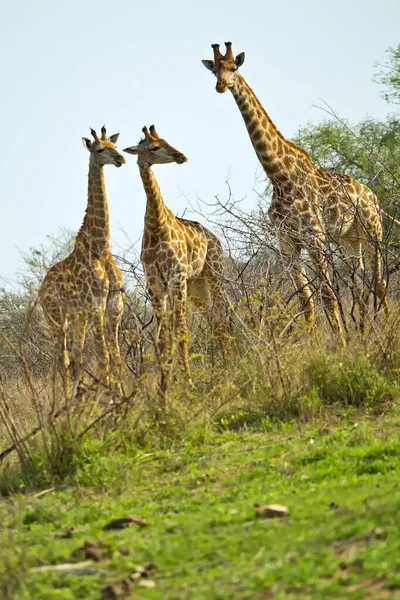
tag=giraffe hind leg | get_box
[363,239,389,317]
[188,271,230,353]
[338,236,369,334]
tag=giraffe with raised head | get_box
[124,125,229,381]
[39,126,126,395]
[202,42,390,340]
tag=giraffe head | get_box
[123,125,188,165]
[82,126,126,167]
[202,42,245,94]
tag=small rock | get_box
[103,516,147,531]
[255,503,289,518]
[138,579,156,588]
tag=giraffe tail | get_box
[380,208,400,228]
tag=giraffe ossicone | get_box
[40,126,125,397]
[202,41,390,340]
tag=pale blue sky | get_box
[1,0,399,286]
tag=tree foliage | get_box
[374,44,400,105]
[294,116,400,213]
[290,43,400,215]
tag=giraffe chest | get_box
[41,255,110,310]
[268,187,322,233]
[141,231,207,283]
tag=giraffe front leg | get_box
[147,281,175,398]
[147,281,169,362]
[171,280,191,383]
[104,259,124,393]
[70,314,88,399]
[308,238,346,345]
[105,289,124,393]
[280,238,316,337]
[338,236,368,334]
[91,308,110,388]
[50,320,72,400]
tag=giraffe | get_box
[39,126,126,396]
[202,42,391,341]
[123,125,229,382]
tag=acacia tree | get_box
[294,117,400,215]
[374,44,400,105]
[292,44,400,209]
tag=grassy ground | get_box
[1,408,400,599]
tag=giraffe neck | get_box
[230,74,311,182]
[139,162,169,230]
[76,159,110,256]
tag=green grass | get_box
[1,412,400,599]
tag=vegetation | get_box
[374,44,400,105]
[2,308,400,598]
[2,411,400,599]
[294,116,400,217]
[1,44,400,600]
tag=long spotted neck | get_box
[76,159,110,256]
[139,162,169,230]
[230,74,311,183]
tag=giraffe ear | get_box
[82,137,92,151]
[123,145,139,155]
[235,52,245,68]
[108,133,119,144]
[202,59,214,72]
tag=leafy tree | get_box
[290,43,400,216]
[294,116,400,214]
[374,44,400,105]
[18,228,74,292]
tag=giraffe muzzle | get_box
[216,80,228,93]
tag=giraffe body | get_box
[203,43,389,339]
[124,126,229,381]
[39,127,126,394]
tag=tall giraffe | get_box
[202,42,390,340]
[124,125,229,381]
[39,126,126,395]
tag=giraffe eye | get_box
[230,67,237,72]
[97,148,105,153]
[150,147,160,151]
